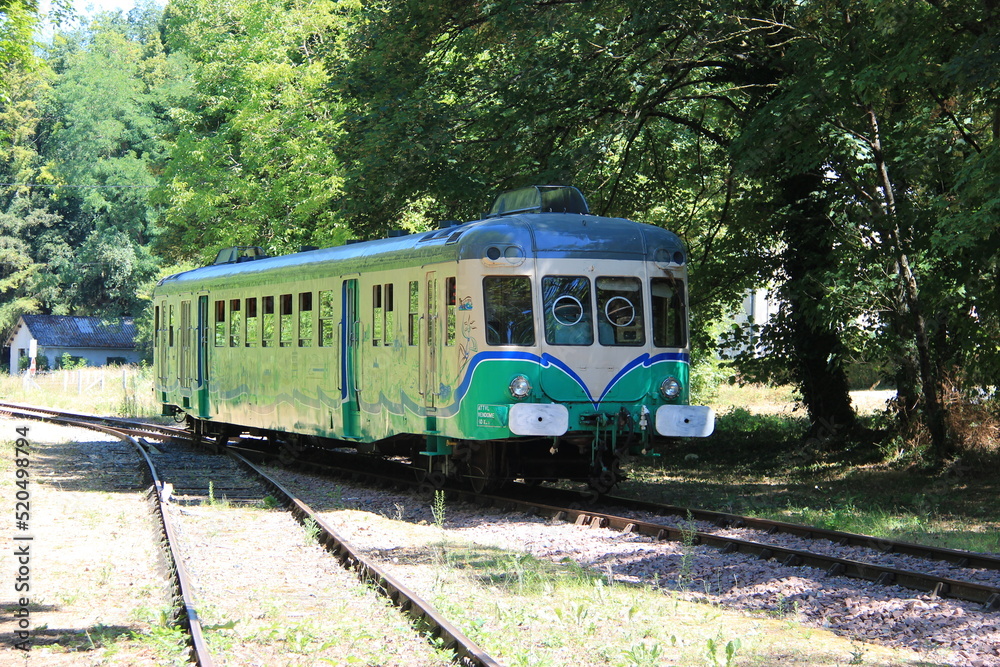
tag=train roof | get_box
[155,212,687,293]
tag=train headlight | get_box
[660,376,681,400]
[509,374,532,399]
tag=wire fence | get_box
[1,366,161,418]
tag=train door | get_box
[179,301,191,389]
[196,295,210,417]
[421,271,438,409]
[341,279,361,437]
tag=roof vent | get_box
[487,185,589,218]
[213,246,268,265]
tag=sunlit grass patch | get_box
[429,545,931,667]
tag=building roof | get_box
[6,315,137,349]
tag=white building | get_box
[5,315,140,374]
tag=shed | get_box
[5,315,140,374]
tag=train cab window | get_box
[372,285,383,346]
[483,276,535,346]
[408,281,419,346]
[299,292,313,347]
[651,277,686,348]
[384,284,394,345]
[245,298,258,346]
[214,300,225,347]
[280,294,293,347]
[445,277,456,346]
[262,296,275,347]
[596,277,645,346]
[319,290,335,346]
[229,299,242,347]
[542,276,593,346]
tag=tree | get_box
[155,0,355,262]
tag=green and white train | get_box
[153,186,714,491]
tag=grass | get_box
[0,365,163,419]
[617,383,1000,555]
[427,542,930,666]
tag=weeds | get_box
[301,517,321,544]
[431,489,446,530]
[706,636,741,667]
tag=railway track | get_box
[218,427,1000,613]
[0,402,501,667]
[5,401,996,664]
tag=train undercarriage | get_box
[182,413,644,495]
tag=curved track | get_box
[0,402,502,667]
[222,427,1000,613]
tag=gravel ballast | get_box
[265,465,1000,667]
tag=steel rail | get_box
[229,442,1000,612]
[486,496,1000,611]
[598,491,1000,573]
[227,451,503,667]
[0,404,215,665]
[8,401,997,614]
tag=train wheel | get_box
[462,441,504,494]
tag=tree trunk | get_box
[867,107,951,460]
[779,171,857,437]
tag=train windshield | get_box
[542,276,594,345]
[596,277,645,346]
[651,277,686,348]
[483,276,535,346]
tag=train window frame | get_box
[245,297,258,347]
[262,296,275,347]
[319,290,335,347]
[229,298,242,347]
[280,294,294,347]
[299,292,314,347]
[214,300,225,347]
[445,277,456,346]
[542,275,594,346]
[408,281,419,346]
[483,276,535,346]
[651,277,687,348]
[180,301,191,387]
[169,305,175,348]
[372,284,383,346]
[596,276,645,346]
[384,283,394,345]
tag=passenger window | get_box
[214,300,225,347]
[651,277,686,348]
[445,277,456,346]
[262,296,275,347]
[245,298,258,346]
[384,284,394,345]
[319,290,335,347]
[229,299,242,347]
[596,277,644,346]
[542,276,593,346]
[408,281,419,346]
[169,305,176,347]
[372,285,383,346]
[483,276,534,346]
[299,292,313,347]
[280,294,293,347]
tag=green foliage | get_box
[2,0,997,460]
[155,0,354,262]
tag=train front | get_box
[454,186,714,492]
